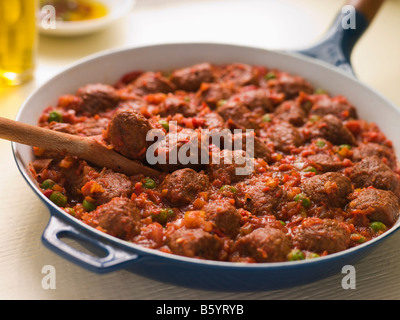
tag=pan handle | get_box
[42,214,142,273]
[296,0,384,76]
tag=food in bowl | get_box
[28,62,400,263]
[39,0,108,22]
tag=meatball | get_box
[81,168,134,206]
[130,71,176,95]
[86,197,141,240]
[228,88,274,114]
[232,131,272,163]
[105,109,154,160]
[170,63,215,92]
[265,71,314,99]
[274,100,307,126]
[233,227,292,262]
[76,83,120,115]
[306,153,343,172]
[200,111,225,131]
[347,188,400,226]
[349,156,400,197]
[292,217,351,254]
[352,142,397,169]
[166,227,223,260]
[160,94,197,117]
[266,121,303,153]
[235,175,285,216]
[208,149,254,185]
[309,94,358,120]
[161,168,209,206]
[312,114,356,146]
[150,128,208,172]
[217,100,259,130]
[204,200,242,237]
[302,172,353,208]
[196,82,236,108]
[217,63,260,86]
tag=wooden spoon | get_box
[0,117,161,177]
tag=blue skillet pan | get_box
[12,0,400,291]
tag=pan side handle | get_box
[42,214,143,273]
[296,0,384,76]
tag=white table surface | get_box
[1,0,400,300]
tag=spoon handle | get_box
[0,117,160,177]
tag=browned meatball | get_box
[274,100,307,126]
[76,83,120,115]
[200,111,225,131]
[352,142,397,169]
[309,95,358,120]
[204,200,242,237]
[302,172,353,208]
[150,128,208,172]
[233,227,292,262]
[306,153,343,172]
[87,197,141,240]
[105,109,153,160]
[81,168,134,206]
[312,114,356,146]
[160,94,197,117]
[161,168,209,206]
[349,156,400,197]
[232,131,272,163]
[218,63,260,86]
[170,63,215,92]
[292,217,350,254]
[265,71,314,100]
[347,188,400,226]
[235,175,285,216]
[228,88,274,114]
[130,71,176,95]
[166,227,223,260]
[217,100,259,130]
[267,121,303,153]
[208,149,254,185]
[196,82,236,108]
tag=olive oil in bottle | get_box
[0,0,38,86]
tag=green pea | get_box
[306,252,320,259]
[217,99,227,107]
[152,208,174,225]
[159,120,169,132]
[314,88,327,94]
[82,199,96,212]
[370,221,387,233]
[262,114,272,122]
[264,72,276,80]
[50,191,67,207]
[48,110,63,123]
[143,177,156,189]
[294,193,311,208]
[219,185,238,193]
[287,249,305,261]
[351,233,367,244]
[315,140,326,148]
[304,166,317,173]
[41,179,55,190]
[339,144,352,150]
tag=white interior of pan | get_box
[14,43,400,234]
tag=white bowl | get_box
[38,0,136,36]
